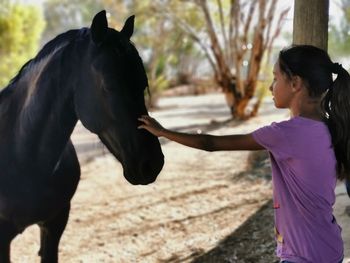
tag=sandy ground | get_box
[10,93,350,262]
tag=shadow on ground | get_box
[190,200,278,263]
[191,152,279,263]
[157,151,279,263]
[158,199,278,263]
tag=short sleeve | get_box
[252,122,290,160]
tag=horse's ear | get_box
[91,10,108,45]
[120,15,135,40]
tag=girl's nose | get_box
[269,83,273,92]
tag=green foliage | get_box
[328,0,350,59]
[43,0,104,42]
[40,0,205,94]
[99,0,203,93]
[150,75,169,93]
[0,2,45,88]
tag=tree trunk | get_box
[223,92,261,120]
[293,0,329,50]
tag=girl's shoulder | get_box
[266,116,329,145]
[272,116,326,130]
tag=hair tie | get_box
[331,63,343,74]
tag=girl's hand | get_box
[138,115,165,137]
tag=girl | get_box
[138,45,350,263]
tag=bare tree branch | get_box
[242,0,258,45]
[264,0,278,49]
[266,7,290,62]
[217,0,230,62]
[228,0,235,67]
[231,0,243,94]
[196,0,233,85]
[169,11,218,75]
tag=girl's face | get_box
[270,61,294,108]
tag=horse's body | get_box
[0,11,164,262]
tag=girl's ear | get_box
[291,76,303,92]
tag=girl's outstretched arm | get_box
[138,115,264,152]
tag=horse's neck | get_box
[7,52,78,173]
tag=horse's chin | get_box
[98,131,164,185]
[123,173,157,185]
[123,156,164,185]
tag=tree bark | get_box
[293,0,329,50]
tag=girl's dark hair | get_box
[278,45,350,180]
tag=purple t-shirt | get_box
[252,116,343,263]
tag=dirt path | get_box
[11,93,350,262]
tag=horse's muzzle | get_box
[124,153,164,185]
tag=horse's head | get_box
[74,11,163,185]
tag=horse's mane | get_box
[0,26,149,103]
[0,28,89,102]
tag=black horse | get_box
[0,10,164,262]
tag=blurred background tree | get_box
[102,0,290,118]
[42,0,103,42]
[1,0,348,119]
[101,0,205,105]
[0,1,45,88]
[328,0,350,67]
[0,0,291,118]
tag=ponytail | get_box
[322,64,350,180]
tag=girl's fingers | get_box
[138,116,155,128]
[138,116,149,124]
[138,115,155,124]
